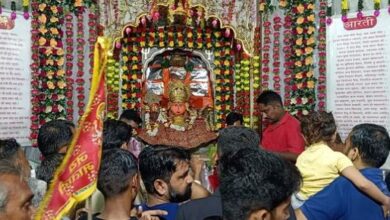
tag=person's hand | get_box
[190,155,204,181]
[137,206,168,220]
[382,197,390,218]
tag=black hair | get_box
[0,139,20,161]
[98,149,138,198]
[103,119,132,150]
[203,216,222,220]
[350,124,390,168]
[119,109,142,125]
[300,111,336,145]
[37,120,74,157]
[138,146,190,194]
[256,90,283,106]
[220,148,301,220]
[225,112,243,126]
[217,127,260,157]
[36,153,64,184]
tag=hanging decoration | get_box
[290,1,317,116]
[272,15,281,93]
[10,1,16,20]
[106,55,120,119]
[88,6,98,78]
[65,12,74,121]
[283,13,293,107]
[374,0,381,17]
[261,18,271,89]
[357,0,364,19]
[318,0,327,111]
[326,0,332,25]
[76,9,86,117]
[36,1,67,123]
[23,0,30,19]
[30,0,40,146]
[236,54,251,127]
[341,0,349,22]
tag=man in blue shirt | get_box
[296,123,390,220]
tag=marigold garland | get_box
[290,1,317,116]
[107,55,120,118]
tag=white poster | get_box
[327,9,390,142]
[0,11,32,146]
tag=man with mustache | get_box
[256,90,305,162]
[139,146,194,220]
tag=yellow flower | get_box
[305,57,313,65]
[132,65,138,70]
[158,33,164,38]
[215,42,221,48]
[187,32,193,38]
[297,83,303,89]
[307,80,315,89]
[50,39,58,47]
[188,42,193,48]
[224,60,230,66]
[214,60,221,66]
[75,0,82,7]
[216,96,221,101]
[259,3,265,11]
[57,69,65,76]
[296,38,303,46]
[296,27,303,34]
[131,74,137,80]
[140,41,145,47]
[214,51,221,57]
[214,32,221,38]
[131,56,138,61]
[122,66,128,71]
[50,17,59,23]
[279,0,287,7]
[50,28,59,35]
[58,81,66,89]
[159,42,165,47]
[47,71,54,77]
[307,14,315,22]
[216,86,222,92]
[168,41,174,47]
[38,37,46,46]
[123,56,128,62]
[57,48,64,56]
[57,58,64,66]
[46,59,54,66]
[39,3,46,11]
[148,42,154,47]
[45,48,53,55]
[307,37,315,45]
[39,26,48,34]
[47,81,55,89]
[307,26,315,34]
[214,69,221,75]
[308,3,315,9]
[295,72,303,79]
[295,61,302,67]
[306,70,314,77]
[295,49,302,56]
[297,17,304,24]
[122,74,128,80]
[297,4,304,14]
[305,47,313,55]
[51,6,58,14]
[39,14,47,24]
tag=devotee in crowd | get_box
[294,112,390,209]
[256,90,304,162]
[225,112,243,127]
[36,120,74,184]
[0,138,46,210]
[220,147,302,220]
[139,146,209,220]
[102,119,132,151]
[0,164,34,220]
[296,123,390,219]
[176,126,261,220]
[119,109,143,158]
[79,148,166,220]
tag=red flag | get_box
[35,37,109,220]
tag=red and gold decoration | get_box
[65,12,74,121]
[76,9,86,117]
[290,1,316,116]
[35,37,108,220]
[261,18,271,89]
[318,0,327,111]
[272,15,281,93]
[283,13,293,107]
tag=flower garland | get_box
[30,0,40,145]
[341,0,349,22]
[373,0,381,17]
[290,1,316,116]
[252,55,261,129]
[37,2,67,123]
[261,18,271,89]
[318,0,327,111]
[283,13,293,107]
[76,9,86,117]
[326,0,332,25]
[65,12,74,121]
[239,54,251,127]
[23,0,30,19]
[272,15,281,93]
[88,6,98,78]
[106,55,120,119]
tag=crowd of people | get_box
[0,90,390,220]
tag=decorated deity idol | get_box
[138,81,217,149]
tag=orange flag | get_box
[35,37,110,220]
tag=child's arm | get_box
[341,166,390,208]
